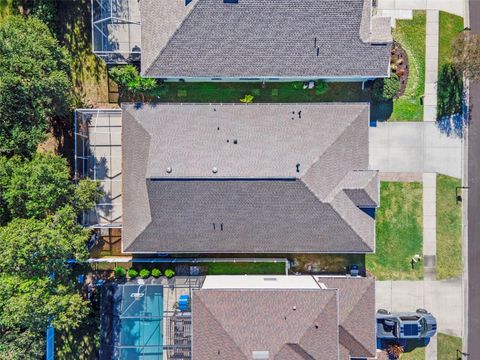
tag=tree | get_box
[0,275,89,359]
[0,16,72,157]
[2,153,73,220]
[452,31,480,81]
[74,179,103,212]
[0,207,90,278]
[0,204,91,359]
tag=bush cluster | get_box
[371,74,400,102]
[151,268,162,278]
[164,269,175,278]
[114,266,126,278]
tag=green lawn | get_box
[436,174,462,279]
[129,81,370,104]
[206,262,286,275]
[401,347,425,360]
[366,182,423,280]
[56,0,109,105]
[438,12,464,73]
[437,333,462,360]
[390,11,426,121]
[0,0,14,19]
[437,12,464,119]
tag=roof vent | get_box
[166,167,172,173]
[293,306,297,311]
[296,163,300,173]
[212,167,218,174]
[252,351,269,360]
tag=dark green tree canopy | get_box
[0,16,72,157]
[0,154,102,223]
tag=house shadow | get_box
[370,100,394,122]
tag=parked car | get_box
[376,309,437,339]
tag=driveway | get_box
[376,279,463,336]
[369,122,462,178]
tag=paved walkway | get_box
[376,279,463,336]
[423,173,437,281]
[369,122,462,177]
[377,0,465,17]
[424,10,439,122]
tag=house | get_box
[122,103,379,254]
[192,275,376,359]
[92,0,392,81]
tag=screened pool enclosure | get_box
[92,0,141,63]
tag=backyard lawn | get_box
[128,81,370,104]
[390,11,426,121]
[206,262,285,275]
[57,0,109,106]
[437,333,462,360]
[436,174,462,279]
[366,182,423,280]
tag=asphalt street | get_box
[467,0,480,357]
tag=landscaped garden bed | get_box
[436,174,462,279]
[366,182,423,280]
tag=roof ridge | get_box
[300,105,369,200]
[338,324,374,357]
[298,293,339,358]
[330,190,373,251]
[193,293,248,359]
[143,0,202,76]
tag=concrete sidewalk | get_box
[376,278,463,336]
[424,10,439,121]
[423,173,437,281]
[377,0,465,17]
[369,122,462,177]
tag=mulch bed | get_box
[391,41,409,98]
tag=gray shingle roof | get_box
[192,289,340,359]
[140,0,392,78]
[191,276,376,360]
[320,277,376,358]
[122,103,378,253]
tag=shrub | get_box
[164,269,175,278]
[315,81,329,95]
[128,268,138,278]
[139,268,150,279]
[372,74,400,102]
[240,94,254,103]
[386,343,404,359]
[114,266,126,278]
[151,268,162,278]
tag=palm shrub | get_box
[139,269,150,279]
[372,74,400,102]
[114,266,126,278]
[151,268,162,278]
[128,268,138,278]
[386,343,404,359]
[164,269,175,278]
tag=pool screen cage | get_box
[92,0,141,63]
[101,279,202,360]
[74,109,123,229]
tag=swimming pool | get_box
[101,283,164,360]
